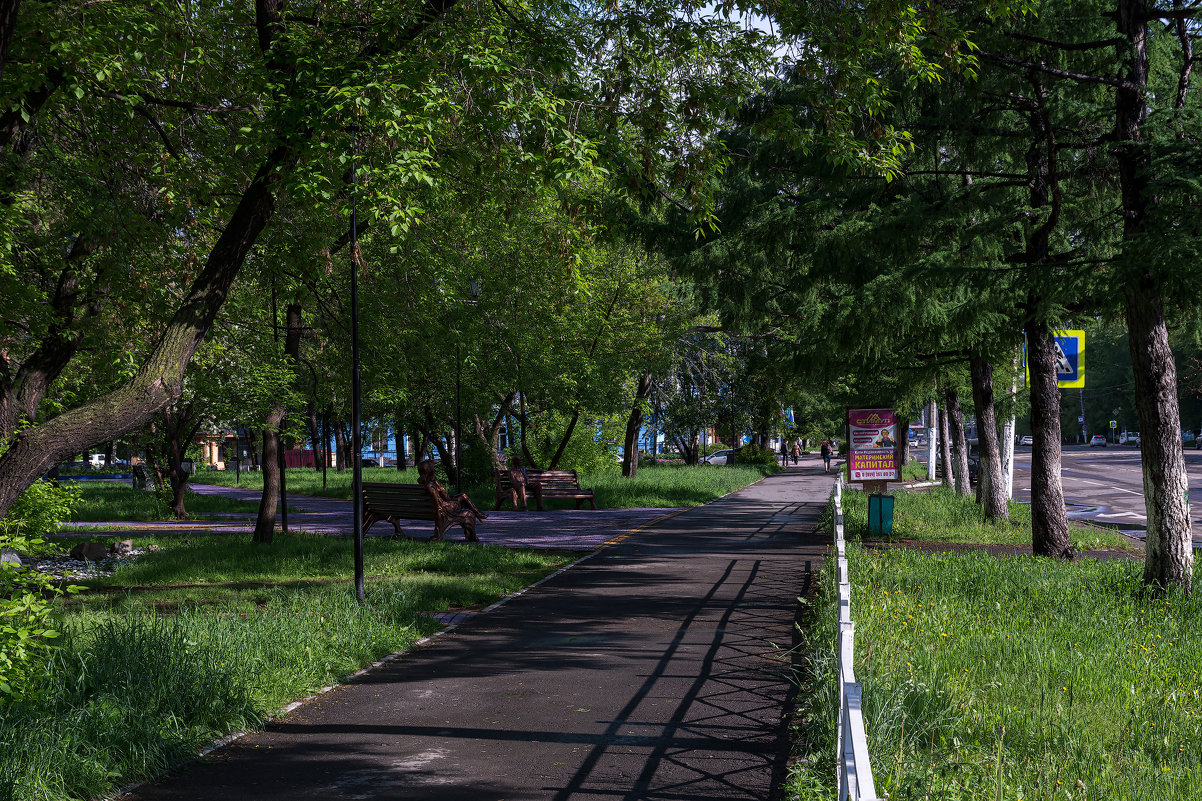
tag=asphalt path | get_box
[122,466,835,801]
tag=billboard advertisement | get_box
[847,407,901,482]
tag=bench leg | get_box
[388,517,404,539]
[588,498,596,510]
[427,521,447,542]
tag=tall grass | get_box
[0,536,571,801]
[839,484,1136,552]
[791,543,1202,799]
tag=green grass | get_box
[190,463,780,509]
[839,484,1138,553]
[582,464,780,507]
[1,534,572,801]
[791,545,1202,800]
[190,465,415,497]
[64,481,271,522]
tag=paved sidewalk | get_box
[123,467,836,801]
[64,483,680,550]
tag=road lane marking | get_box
[1113,488,1143,495]
[1099,512,1147,519]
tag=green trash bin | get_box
[868,493,895,537]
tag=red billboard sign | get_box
[847,408,901,482]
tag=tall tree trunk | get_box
[547,409,580,470]
[970,354,1008,521]
[411,424,427,463]
[517,392,538,470]
[1128,284,1192,588]
[334,418,349,473]
[0,144,297,516]
[306,400,321,471]
[394,411,407,470]
[938,394,953,489]
[944,387,970,495]
[253,302,302,543]
[1116,0,1193,590]
[1027,319,1072,557]
[254,420,282,543]
[622,372,653,478]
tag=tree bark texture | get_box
[970,354,1008,521]
[622,372,654,478]
[253,302,302,543]
[0,144,296,516]
[335,419,349,473]
[944,385,971,496]
[1127,286,1193,587]
[1026,321,1072,557]
[1114,0,1193,590]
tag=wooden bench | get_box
[527,469,596,511]
[493,468,527,511]
[361,482,479,542]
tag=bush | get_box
[6,480,79,541]
[730,444,778,468]
[0,480,81,698]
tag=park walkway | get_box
[66,482,681,551]
[123,464,836,801]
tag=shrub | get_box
[6,480,79,541]
[730,444,778,467]
[0,480,82,698]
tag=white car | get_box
[703,449,733,465]
[1019,435,1033,446]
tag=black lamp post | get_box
[454,280,482,495]
[350,127,364,605]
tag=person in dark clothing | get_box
[820,439,833,473]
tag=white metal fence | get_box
[832,478,883,801]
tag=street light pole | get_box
[453,280,481,496]
[350,127,364,605]
[455,343,462,495]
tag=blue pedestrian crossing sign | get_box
[1053,330,1085,388]
[1024,330,1085,389]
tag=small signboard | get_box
[1053,330,1085,388]
[1024,330,1086,389]
[847,408,901,482]
[1110,420,1117,429]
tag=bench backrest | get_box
[529,469,582,490]
[362,482,436,520]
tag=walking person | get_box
[790,439,800,465]
[820,439,833,473]
[779,439,789,465]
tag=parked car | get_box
[703,449,733,466]
[1089,434,1107,447]
[1119,431,1140,445]
[1019,435,1033,446]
